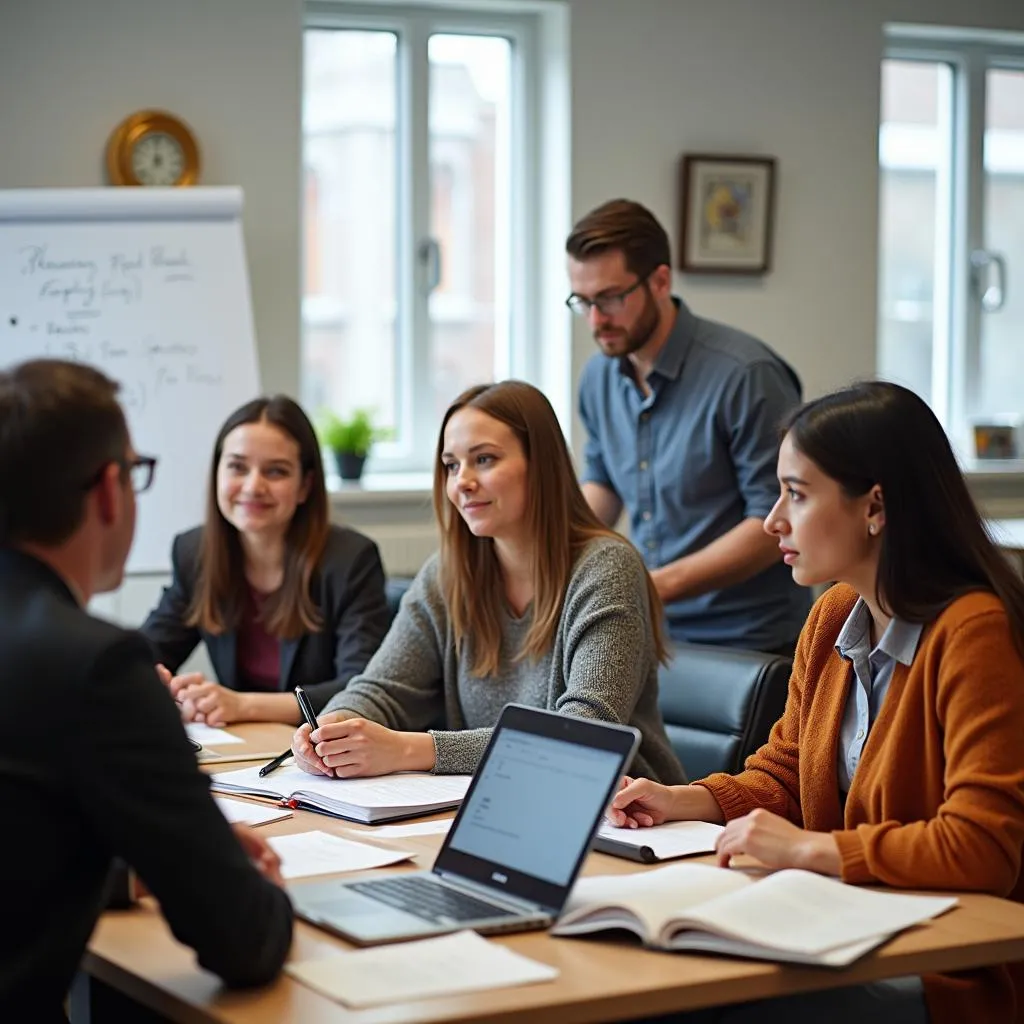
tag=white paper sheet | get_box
[366,819,454,839]
[286,930,558,1007]
[214,796,292,827]
[597,820,724,859]
[185,722,244,746]
[268,830,414,879]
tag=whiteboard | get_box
[0,187,260,572]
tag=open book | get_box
[209,764,471,825]
[552,863,956,967]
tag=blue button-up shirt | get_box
[834,598,924,794]
[578,298,810,650]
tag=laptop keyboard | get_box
[350,875,517,924]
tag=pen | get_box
[294,685,319,733]
[257,748,293,778]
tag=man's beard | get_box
[594,289,661,357]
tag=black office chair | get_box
[384,576,415,625]
[658,642,793,781]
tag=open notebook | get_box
[552,863,956,967]
[209,764,471,825]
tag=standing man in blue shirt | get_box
[567,199,809,654]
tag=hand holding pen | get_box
[258,686,319,778]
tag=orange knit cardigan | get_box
[699,583,1024,1024]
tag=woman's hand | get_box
[714,808,841,874]
[291,715,435,778]
[175,680,246,727]
[607,776,678,828]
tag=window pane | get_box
[427,34,511,420]
[302,30,398,437]
[978,68,1024,419]
[877,59,952,405]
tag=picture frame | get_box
[678,154,776,275]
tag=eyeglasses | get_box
[565,276,649,318]
[84,454,159,494]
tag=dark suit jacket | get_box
[140,524,390,714]
[0,549,293,1024]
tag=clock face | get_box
[131,132,186,186]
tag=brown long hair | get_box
[785,381,1024,659]
[433,380,669,676]
[187,396,330,639]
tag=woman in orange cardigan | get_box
[610,381,1024,1024]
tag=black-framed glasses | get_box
[84,454,158,494]
[565,276,649,317]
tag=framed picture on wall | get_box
[678,154,776,274]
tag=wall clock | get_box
[105,109,200,187]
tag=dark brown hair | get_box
[433,380,669,676]
[565,198,671,278]
[187,396,330,639]
[0,359,129,546]
[785,381,1024,658]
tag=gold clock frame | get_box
[105,109,201,187]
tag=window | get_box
[302,4,541,472]
[878,33,1024,459]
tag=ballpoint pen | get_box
[258,687,317,777]
[257,748,293,777]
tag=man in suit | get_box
[0,360,293,1023]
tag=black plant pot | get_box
[334,452,367,482]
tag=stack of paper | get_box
[268,830,413,879]
[286,930,558,1007]
[213,796,292,827]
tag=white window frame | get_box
[303,1,545,473]
[882,28,1024,459]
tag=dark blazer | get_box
[0,549,292,1024]
[140,524,391,714]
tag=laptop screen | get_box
[434,706,638,912]
[447,727,622,885]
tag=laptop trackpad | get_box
[290,883,443,943]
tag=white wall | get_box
[0,0,303,397]
[3,0,1024,588]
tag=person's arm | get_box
[582,482,623,528]
[75,635,292,987]
[649,517,782,602]
[833,608,1024,893]
[578,370,623,527]
[652,360,800,603]
[138,532,202,672]
[297,537,391,713]
[289,568,449,776]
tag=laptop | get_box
[289,703,639,945]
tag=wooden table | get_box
[81,724,1024,1023]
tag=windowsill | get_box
[327,472,433,506]
[963,459,1024,480]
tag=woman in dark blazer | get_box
[141,395,390,724]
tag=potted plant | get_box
[317,409,385,482]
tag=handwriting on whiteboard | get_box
[10,242,220,413]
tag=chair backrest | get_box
[658,642,793,781]
[384,576,415,626]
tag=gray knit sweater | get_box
[321,536,686,783]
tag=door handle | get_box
[970,249,1007,313]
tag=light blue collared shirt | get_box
[577,298,810,650]
[834,598,924,795]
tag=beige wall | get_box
[3,0,1024,613]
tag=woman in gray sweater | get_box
[291,380,685,785]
